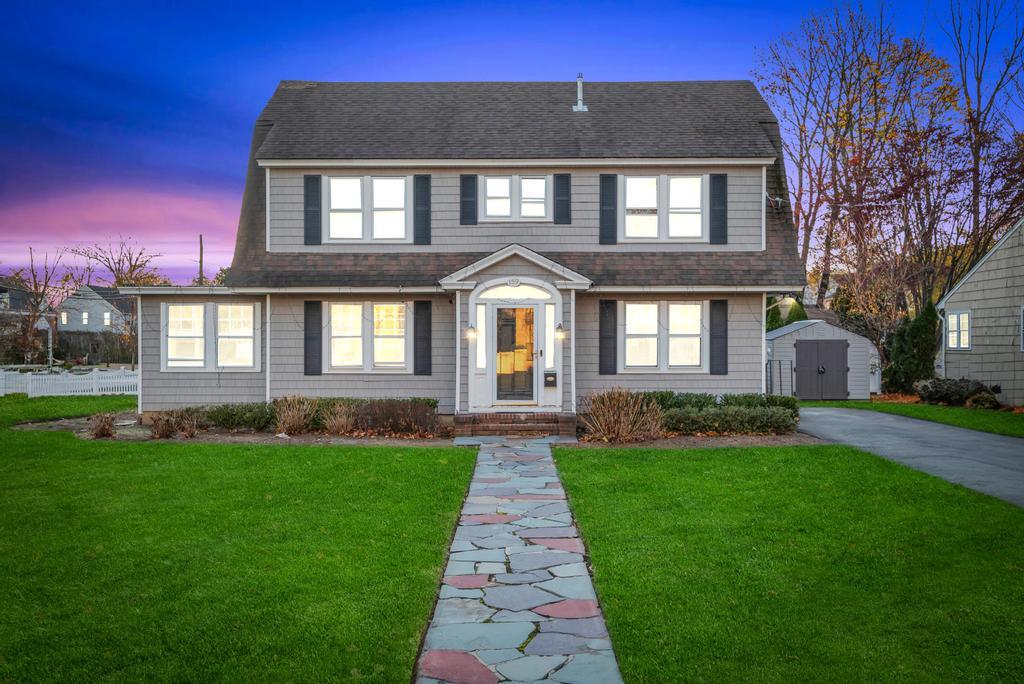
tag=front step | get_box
[454,412,577,437]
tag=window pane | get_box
[331,337,362,367]
[948,331,958,348]
[330,211,362,239]
[330,178,361,210]
[486,198,511,216]
[476,304,487,370]
[486,177,510,197]
[217,304,253,336]
[670,177,701,209]
[218,338,253,367]
[521,201,546,217]
[168,305,203,335]
[521,177,546,200]
[373,210,405,239]
[104,312,111,325]
[478,284,551,300]
[626,177,657,208]
[373,178,405,208]
[374,304,405,336]
[959,313,969,332]
[669,212,702,237]
[669,304,701,335]
[625,337,658,367]
[960,330,969,348]
[625,214,658,238]
[331,304,362,336]
[168,337,204,363]
[545,303,555,370]
[626,303,658,335]
[669,337,701,366]
[82,312,89,324]
[947,314,958,332]
[374,338,405,365]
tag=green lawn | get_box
[801,400,1024,438]
[0,394,475,681]
[557,446,1024,683]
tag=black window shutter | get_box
[303,175,322,245]
[599,174,617,244]
[304,300,322,376]
[710,299,728,375]
[599,299,617,375]
[460,175,478,225]
[710,174,728,244]
[553,173,572,224]
[413,175,431,244]
[413,300,432,375]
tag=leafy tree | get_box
[883,302,939,393]
[784,299,808,326]
[766,296,784,331]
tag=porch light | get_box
[554,324,567,341]
[464,325,477,340]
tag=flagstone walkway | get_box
[415,437,623,684]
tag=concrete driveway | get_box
[799,407,1024,508]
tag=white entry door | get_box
[494,306,537,404]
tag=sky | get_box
[1,0,956,283]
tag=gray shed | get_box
[767,320,880,400]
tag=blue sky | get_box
[0,0,955,280]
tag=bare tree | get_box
[71,238,170,287]
[1,248,74,364]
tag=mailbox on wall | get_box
[543,372,557,388]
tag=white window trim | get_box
[617,300,709,373]
[478,174,553,222]
[618,174,709,243]
[323,300,414,374]
[1020,305,1024,352]
[946,310,971,351]
[322,175,414,243]
[159,302,262,373]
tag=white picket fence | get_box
[0,369,138,397]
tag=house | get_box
[121,78,805,429]
[58,286,132,332]
[0,277,54,364]
[767,319,880,400]
[936,218,1024,406]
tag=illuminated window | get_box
[217,304,255,368]
[329,177,362,239]
[946,311,970,350]
[166,305,204,367]
[162,302,260,372]
[621,301,707,372]
[329,304,363,368]
[545,304,556,370]
[328,176,407,241]
[60,311,67,325]
[103,311,111,326]
[373,304,406,367]
[82,311,89,325]
[372,178,406,239]
[668,303,702,366]
[475,304,487,370]
[327,302,410,371]
[478,284,551,300]
[622,174,706,240]
[668,177,702,238]
[624,303,659,367]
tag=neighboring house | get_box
[936,219,1024,406]
[121,78,805,424]
[58,285,131,333]
[0,277,54,363]
[767,319,880,400]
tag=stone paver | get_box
[416,438,623,684]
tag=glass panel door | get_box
[495,307,535,401]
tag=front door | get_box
[495,307,535,402]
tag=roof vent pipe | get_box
[572,73,588,112]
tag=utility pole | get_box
[197,234,205,286]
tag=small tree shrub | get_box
[206,402,276,431]
[965,391,1000,410]
[150,414,177,439]
[766,296,784,331]
[884,302,939,393]
[580,389,663,443]
[663,406,796,435]
[88,413,115,439]
[916,377,991,406]
[274,396,319,435]
[784,299,808,325]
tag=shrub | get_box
[783,298,808,325]
[639,391,716,412]
[663,406,796,435]
[167,407,205,439]
[965,391,1000,410]
[274,396,319,435]
[88,413,115,439]
[322,401,357,435]
[580,389,663,443]
[150,414,177,439]
[721,393,799,418]
[353,398,438,434]
[206,402,276,431]
[765,296,784,331]
[884,302,939,393]
[916,377,990,406]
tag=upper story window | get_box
[620,301,706,372]
[481,175,551,221]
[621,175,705,241]
[946,311,970,350]
[162,302,260,371]
[103,311,111,326]
[327,176,409,242]
[327,302,411,372]
[60,311,68,325]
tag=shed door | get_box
[795,340,849,400]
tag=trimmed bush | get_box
[916,377,991,406]
[965,391,1000,410]
[580,389,663,443]
[206,402,276,431]
[663,406,796,435]
[639,392,716,412]
[721,393,799,418]
[353,398,438,435]
[87,413,115,439]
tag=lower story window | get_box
[946,311,970,350]
[166,304,205,368]
[217,304,255,367]
[162,302,260,371]
[621,301,706,371]
[328,301,409,371]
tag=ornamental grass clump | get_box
[579,388,663,443]
[170,408,205,439]
[87,413,115,439]
[321,401,357,435]
[150,414,177,439]
[274,396,319,435]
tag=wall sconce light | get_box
[554,324,567,341]
[464,326,477,340]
